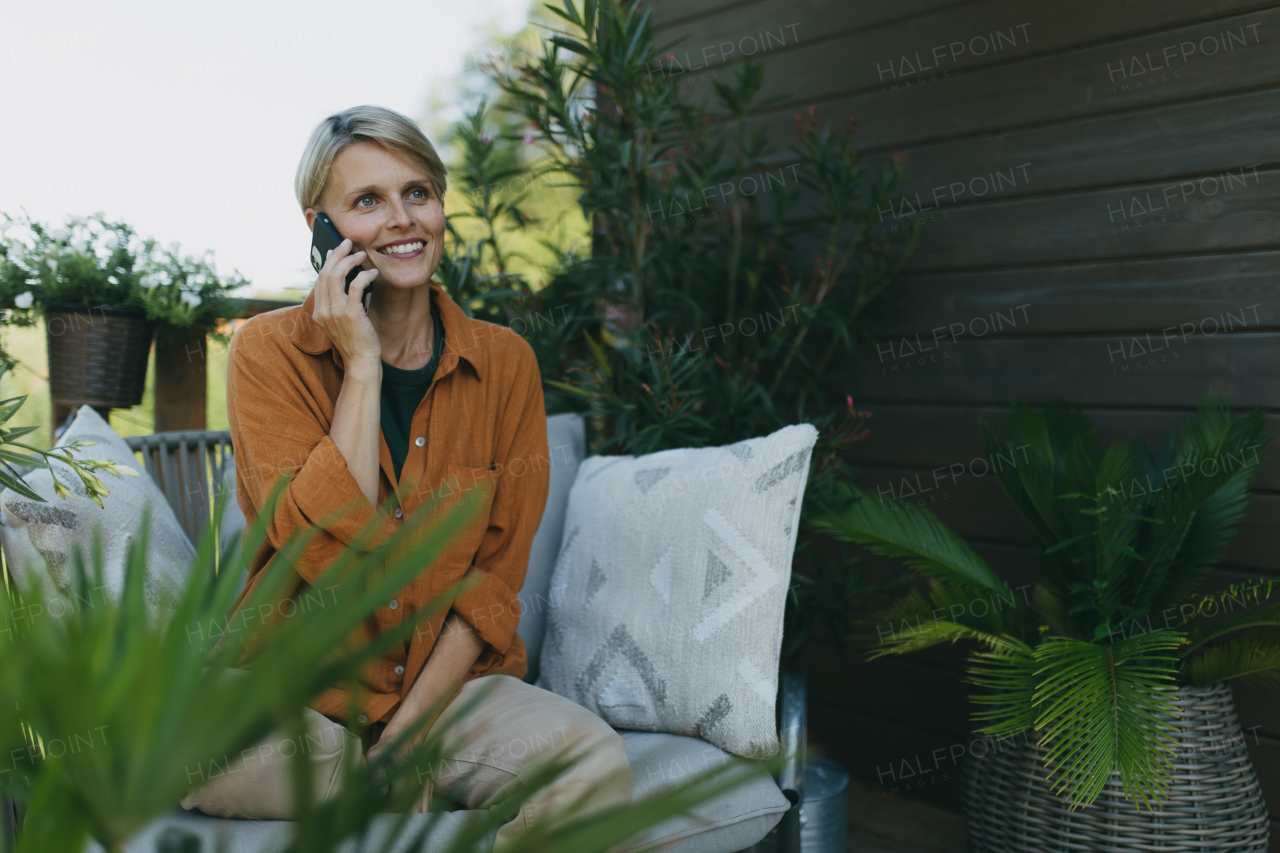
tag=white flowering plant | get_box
[0,213,246,355]
[137,240,247,346]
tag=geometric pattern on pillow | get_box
[537,423,818,758]
[0,405,195,614]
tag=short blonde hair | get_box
[294,105,448,211]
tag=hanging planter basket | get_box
[962,683,1269,853]
[45,303,154,409]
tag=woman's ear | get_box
[304,208,317,231]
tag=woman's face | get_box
[305,141,445,292]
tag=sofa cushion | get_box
[90,731,783,853]
[218,453,249,597]
[618,731,788,853]
[0,405,195,614]
[518,412,585,684]
[87,808,497,853]
[538,424,818,758]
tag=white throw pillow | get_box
[538,423,818,759]
[0,406,195,613]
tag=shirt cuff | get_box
[452,567,521,654]
[290,435,398,552]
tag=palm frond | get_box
[1031,585,1071,636]
[860,582,1037,656]
[979,416,1059,549]
[1032,631,1184,811]
[967,639,1038,737]
[869,617,1026,659]
[979,403,1111,611]
[1134,397,1269,610]
[1088,439,1147,619]
[1182,600,1280,656]
[810,486,1009,597]
[1183,632,1280,688]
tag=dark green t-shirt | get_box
[380,299,446,481]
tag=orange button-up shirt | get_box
[224,280,549,725]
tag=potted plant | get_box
[137,239,247,430]
[0,214,245,417]
[814,396,1274,852]
[445,0,919,665]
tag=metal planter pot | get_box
[45,303,154,409]
[961,683,1269,852]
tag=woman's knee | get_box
[563,718,632,801]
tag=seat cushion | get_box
[86,808,497,853]
[88,730,784,853]
[618,731,789,853]
[518,412,585,684]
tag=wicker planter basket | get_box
[45,304,154,409]
[961,683,1269,852]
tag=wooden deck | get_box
[846,780,966,853]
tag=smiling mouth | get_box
[378,241,425,256]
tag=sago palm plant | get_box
[813,395,1274,810]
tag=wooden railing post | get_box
[153,331,207,432]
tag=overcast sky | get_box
[0,0,530,296]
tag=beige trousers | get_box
[181,675,633,847]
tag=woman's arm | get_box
[223,239,392,593]
[312,238,383,505]
[367,611,485,758]
[328,362,381,506]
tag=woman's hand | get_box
[365,718,423,765]
[311,238,381,372]
[365,614,485,763]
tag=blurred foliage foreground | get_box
[0,481,762,853]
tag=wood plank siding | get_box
[643,0,1280,840]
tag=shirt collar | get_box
[289,280,483,380]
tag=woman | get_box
[190,105,632,840]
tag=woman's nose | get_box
[385,197,412,228]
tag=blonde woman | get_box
[189,105,631,841]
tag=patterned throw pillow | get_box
[537,424,818,758]
[0,406,194,613]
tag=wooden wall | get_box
[643,0,1280,840]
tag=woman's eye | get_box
[409,187,428,200]
[357,196,376,208]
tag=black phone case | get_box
[310,213,366,301]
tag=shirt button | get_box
[395,665,405,676]
[389,599,399,610]
[358,715,368,724]
[415,436,425,447]
[394,507,403,518]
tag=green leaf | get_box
[0,469,44,501]
[0,425,41,442]
[1043,531,1094,555]
[1183,631,1280,688]
[1030,631,1184,811]
[0,447,46,469]
[811,486,1010,597]
[967,639,1038,737]
[0,394,29,423]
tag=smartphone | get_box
[310,212,370,312]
